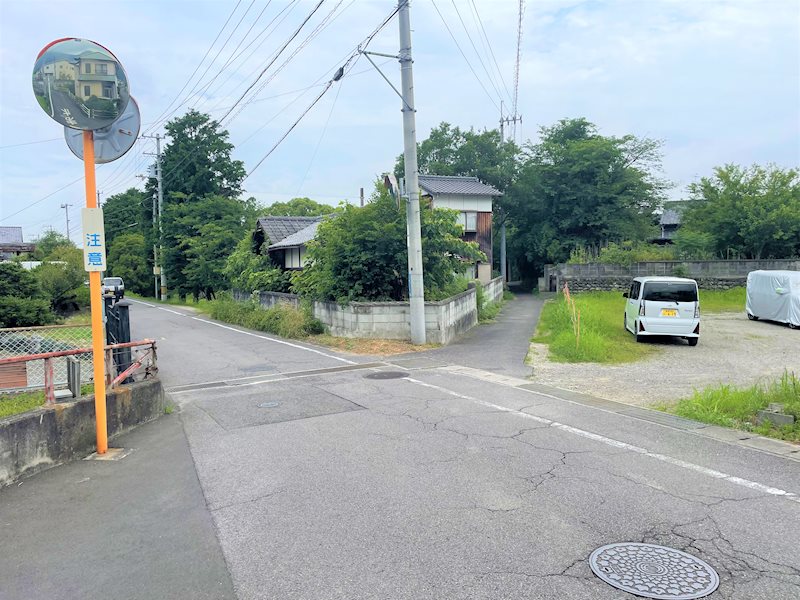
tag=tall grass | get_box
[664,371,800,441]
[207,296,323,339]
[534,291,656,363]
[699,287,745,313]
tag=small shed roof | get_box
[418,175,502,197]
[256,216,322,245]
[0,227,24,244]
[269,221,320,250]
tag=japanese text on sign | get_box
[81,208,107,271]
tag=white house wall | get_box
[430,194,492,213]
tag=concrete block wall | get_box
[233,289,300,310]
[483,276,504,303]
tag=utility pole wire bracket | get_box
[359,50,413,112]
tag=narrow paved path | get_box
[419,290,546,376]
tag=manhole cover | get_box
[258,401,281,408]
[589,543,719,599]
[364,371,409,380]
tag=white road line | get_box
[189,317,355,364]
[129,298,355,364]
[405,377,800,504]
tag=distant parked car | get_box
[623,276,700,346]
[102,276,125,300]
[746,270,800,329]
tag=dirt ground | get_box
[527,312,800,407]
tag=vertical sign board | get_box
[82,208,107,271]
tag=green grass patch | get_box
[477,289,514,323]
[128,293,211,313]
[657,372,800,442]
[699,287,745,313]
[0,383,94,419]
[533,291,657,364]
[207,296,323,339]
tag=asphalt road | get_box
[3,297,799,600]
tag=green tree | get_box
[395,122,518,192]
[29,230,71,260]
[163,194,253,299]
[262,197,335,217]
[505,118,666,278]
[150,109,245,200]
[224,234,290,293]
[681,164,800,259]
[33,244,85,314]
[293,183,484,302]
[102,188,147,250]
[107,232,151,295]
[0,263,54,328]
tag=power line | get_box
[468,0,513,104]
[244,4,401,179]
[449,0,506,106]
[0,176,84,223]
[430,0,500,111]
[0,137,61,150]
[144,0,245,134]
[219,0,327,124]
[295,80,343,194]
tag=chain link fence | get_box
[0,325,93,390]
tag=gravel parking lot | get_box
[527,312,800,407]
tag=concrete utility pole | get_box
[60,203,72,241]
[144,133,167,300]
[398,0,426,345]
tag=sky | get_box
[1,0,798,244]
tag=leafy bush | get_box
[207,295,323,339]
[0,297,56,327]
[293,182,485,302]
[567,242,676,265]
[224,234,291,293]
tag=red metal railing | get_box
[0,339,157,405]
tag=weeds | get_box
[207,295,323,339]
[660,371,800,442]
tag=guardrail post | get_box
[43,357,55,406]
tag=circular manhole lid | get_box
[258,401,281,408]
[364,371,409,380]
[589,543,719,599]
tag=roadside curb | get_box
[429,364,800,463]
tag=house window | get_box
[84,85,91,97]
[457,211,477,232]
[97,63,108,75]
[84,63,91,74]
[285,248,301,269]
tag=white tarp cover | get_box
[746,270,800,326]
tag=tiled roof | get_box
[256,216,322,245]
[418,175,502,197]
[269,221,320,250]
[0,227,24,244]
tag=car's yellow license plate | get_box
[661,309,678,317]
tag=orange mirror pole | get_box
[83,130,108,454]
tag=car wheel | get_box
[688,337,698,346]
[747,312,758,320]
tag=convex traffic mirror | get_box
[32,38,130,130]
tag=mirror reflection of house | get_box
[0,227,36,260]
[75,51,119,102]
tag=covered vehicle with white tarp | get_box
[745,270,800,328]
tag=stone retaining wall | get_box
[483,276,504,303]
[543,259,799,292]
